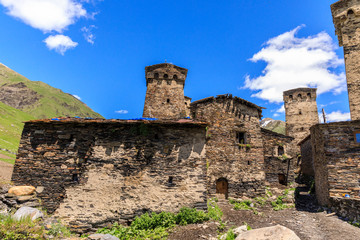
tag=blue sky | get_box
[0,0,350,122]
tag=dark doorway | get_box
[216,178,228,199]
[278,146,284,156]
[278,173,286,185]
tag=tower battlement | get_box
[283,88,319,145]
[145,63,188,86]
[143,63,188,119]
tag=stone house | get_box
[12,118,208,232]
[190,94,266,198]
[261,128,295,184]
[12,63,307,227]
[310,121,360,221]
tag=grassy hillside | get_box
[0,63,103,164]
[0,102,35,164]
[0,63,102,119]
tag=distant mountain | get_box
[260,118,286,135]
[0,63,103,163]
[0,63,102,119]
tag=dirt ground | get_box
[169,187,360,240]
[0,160,13,182]
[0,153,11,159]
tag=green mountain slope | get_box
[0,63,103,163]
[0,101,34,164]
[260,118,286,135]
[0,63,103,119]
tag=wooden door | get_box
[216,178,228,199]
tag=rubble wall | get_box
[311,121,360,207]
[332,0,360,120]
[299,136,315,176]
[191,94,265,198]
[261,128,296,184]
[12,120,207,232]
[283,88,319,147]
[143,63,188,119]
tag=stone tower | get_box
[143,63,188,119]
[283,88,319,144]
[331,0,360,120]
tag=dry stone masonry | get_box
[310,121,360,221]
[191,94,266,198]
[143,63,188,119]
[261,128,295,184]
[12,118,208,232]
[283,88,319,146]
[332,0,360,120]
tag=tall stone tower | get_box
[143,63,188,119]
[283,88,319,144]
[331,0,360,120]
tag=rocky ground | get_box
[0,165,360,239]
[169,185,360,240]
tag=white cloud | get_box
[115,110,129,114]
[0,0,87,33]
[276,105,285,113]
[81,25,96,44]
[72,94,81,100]
[44,35,78,55]
[244,26,346,103]
[273,113,280,117]
[320,110,350,123]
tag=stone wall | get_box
[283,88,319,147]
[143,63,188,119]
[311,120,360,207]
[299,135,314,176]
[332,0,360,120]
[330,197,360,222]
[191,94,265,198]
[12,119,207,232]
[261,128,296,184]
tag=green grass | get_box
[0,214,74,240]
[0,64,103,164]
[97,207,212,240]
[0,101,35,162]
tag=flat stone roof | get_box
[190,94,264,111]
[26,117,208,127]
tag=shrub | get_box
[175,207,209,225]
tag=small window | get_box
[167,99,170,103]
[298,94,302,99]
[348,9,354,16]
[278,146,284,156]
[289,95,293,100]
[173,75,178,80]
[299,110,302,115]
[72,174,79,182]
[236,132,246,144]
[355,132,360,143]
[164,74,168,79]
[247,161,250,165]
[185,102,188,105]
[154,73,159,78]
[307,93,311,98]
[168,176,173,184]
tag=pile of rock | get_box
[0,185,42,214]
